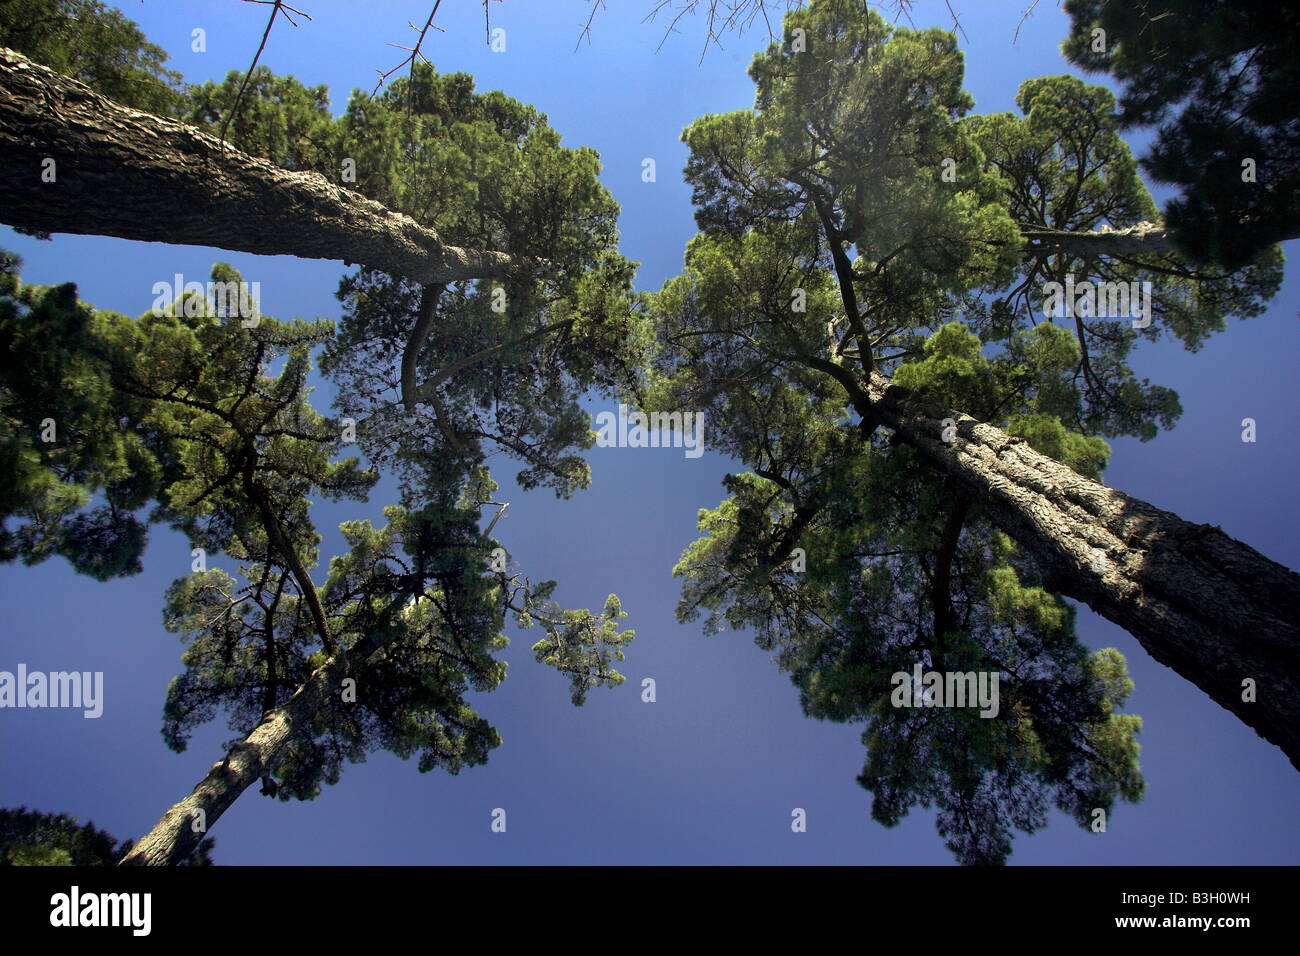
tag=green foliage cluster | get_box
[0,252,157,578]
[175,58,653,499]
[0,0,184,115]
[1,249,635,802]
[0,806,214,865]
[964,74,1280,438]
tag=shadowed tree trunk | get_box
[864,370,1300,771]
[1018,219,1300,258]
[119,630,386,866]
[1018,220,1174,257]
[0,47,525,286]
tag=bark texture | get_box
[867,371,1300,771]
[0,47,522,285]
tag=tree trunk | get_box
[119,641,365,866]
[1019,219,1300,258]
[866,371,1300,771]
[0,47,523,285]
[1019,220,1173,257]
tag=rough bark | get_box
[865,371,1300,771]
[0,47,524,285]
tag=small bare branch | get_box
[483,0,505,45]
[1013,0,1043,44]
[575,0,608,51]
[373,0,445,110]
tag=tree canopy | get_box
[0,0,183,115]
[2,0,1296,865]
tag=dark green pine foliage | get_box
[0,251,161,579]
[669,323,1144,865]
[0,0,185,116]
[177,61,652,500]
[0,3,644,821]
[1062,0,1300,268]
[0,806,213,865]
[317,65,651,500]
[314,68,647,705]
[180,61,649,702]
[180,65,337,172]
[963,74,1282,438]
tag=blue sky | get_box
[1,0,1297,865]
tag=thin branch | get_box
[642,0,791,63]
[942,0,968,43]
[400,283,445,411]
[483,0,505,45]
[484,502,509,537]
[575,0,607,51]
[373,0,444,108]
[1013,0,1042,45]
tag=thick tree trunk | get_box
[119,642,365,866]
[866,371,1300,771]
[1020,219,1300,258]
[1019,220,1173,257]
[0,47,522,285]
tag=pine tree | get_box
[649,0,1299,832]
[0,3,647,864]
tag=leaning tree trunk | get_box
[1018,220,1175,257]
[0,47,524,285]
[866,371,1300,771]
[119,638,371,866]
[1019,220,1300,259]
